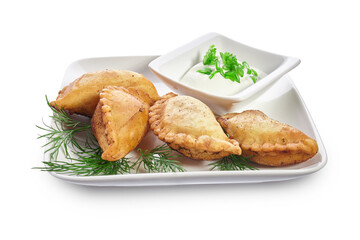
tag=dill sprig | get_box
[39,132,133,176]
[35,149,133,176]
[36,96,91,161]
[67,132,134,176]
[135,144,185,173]
[209,154,258,171]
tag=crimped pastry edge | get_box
[148,93,242,160]
[96,86,149,161]
[217,110,318,154]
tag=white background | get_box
[1,0,359,239]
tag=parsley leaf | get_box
[199,45,259,84]
[203,45,218,65]
[197,67,213,75]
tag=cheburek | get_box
[91,86,149,161]
[217,110,318,166]
[51,69,159,116]
[149,93,242,160]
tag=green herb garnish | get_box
[197,67,213,75]
[135,144,185,173]
[35,150,133,176]
[209,155,258,171]
[36,97,91,161]
[60,133,134,176]
[197,45,259,83]
[202,44,218,65]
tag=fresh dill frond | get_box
[35,125,133,176]
[62,131,133,176]
[36,96,91,161]
[209,155,258,171]
[35,157,132,176]
[35,148,132,176]
[135,144,185,173]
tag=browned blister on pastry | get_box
[148,93,242,160]
[217,110,318,166]
[51,69,159,116]
[91,86,149,161]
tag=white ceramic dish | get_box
[148,32,301,115]
[46,55,326,186]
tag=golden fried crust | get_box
[149,93,242,160]
[91,86,149,161]
[51,69,159,116]
[217,110,318,166]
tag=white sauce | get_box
[180,62,266,96]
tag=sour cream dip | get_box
[180,62,266,96]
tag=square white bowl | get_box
[148,32,300,114]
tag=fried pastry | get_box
[51,69,159,116]
[91,86,149,161]
[217,110,318,166]
[149,93,242,160]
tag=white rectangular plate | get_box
[47,56,327,186]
